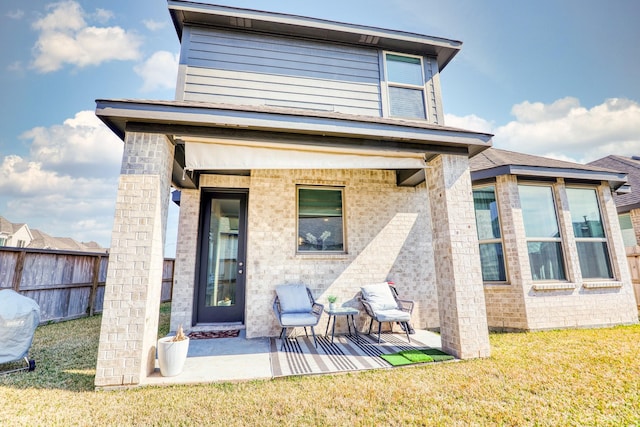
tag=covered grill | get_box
[0,289,40,374]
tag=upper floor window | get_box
[566,188,613,279]
[473,185,507,282]
[0,236,6,246]
[618,213,637,247]
[384,53,426,120]
[297,187,345,253]
[519,184,566,281]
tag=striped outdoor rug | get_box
[270,332,437,377]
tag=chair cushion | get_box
[374,309,411,322]
[276,284,312,313]
[361,283,398,311]
[280,312,319,327]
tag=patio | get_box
[143,329,445,386]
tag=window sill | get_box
[582,281,623,289]
[295,252,350,260]
[532,283,576,291]
[483,282,510,288]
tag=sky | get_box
[1,0,639,256]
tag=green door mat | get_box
[380,348,454,366]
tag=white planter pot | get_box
[329,303,336,311]
[157,336,190,377]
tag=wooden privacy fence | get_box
[0,247,174,323]
[625,247,640,309]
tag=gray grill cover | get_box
[0,289,40,363]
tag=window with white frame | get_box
[384,53,426,120]
[0,236,6,246]
[618,213,637,247]
[297,186,345,253]
[518,184,566,281]
[473,185,507,282]
[566,187,613,279]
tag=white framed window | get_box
[518,184,567,281]
[566,187,613,279]
[618,213,637,247]
[473,185,507,282]
[0,236,6,246]
[384,52,427,120]
[297,186,345,253]
[17,240,26,248]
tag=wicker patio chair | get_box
[273,284,324,350]
[359,282,414,343]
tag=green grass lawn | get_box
[1,305,639,426]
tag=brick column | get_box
[170,189,201,332]
[95,132,174,388]
[427,154,491,359]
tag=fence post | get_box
[12,250,26,292]
[88,255,102,316]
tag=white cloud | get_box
[493,97,640,163]
[143,19,167,31]
[31,0,141,73]
[7,9,25,20]
[0,110,124,246]
[134,51,179,92]
[7,61,23,72]
[444,113,494,134]
[21,110,123,177]
[0,111,179,253]
[92,8,113,24]
[447,97,640,163]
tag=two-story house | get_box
[95,1,493,388]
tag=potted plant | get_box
[157,325,189,377]
[327,295,338,311]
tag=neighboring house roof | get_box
[0,217,106,253]
[27,229,57,249]
[469,148,628,191]
[588,155,640,212]
[28,229,107,253]
[0,216,27,235]
[168,0,462,70]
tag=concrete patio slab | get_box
[142,329,442,386]
[143,330,272,386]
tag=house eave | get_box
[471,165,628,192]
[96,99,492,156]
[167,0,461,70]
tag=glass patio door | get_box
[196,191,247,324]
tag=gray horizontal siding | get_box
[180,28,382,115]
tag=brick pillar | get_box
[427,154,491,359]
[170,189,201,332]
[95,132,174,388]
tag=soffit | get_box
[168,1,462,70]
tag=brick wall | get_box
[484,176,638,331]
[95,133,174,388]
[172,169,438,339]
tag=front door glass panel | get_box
[206,199,240,307]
